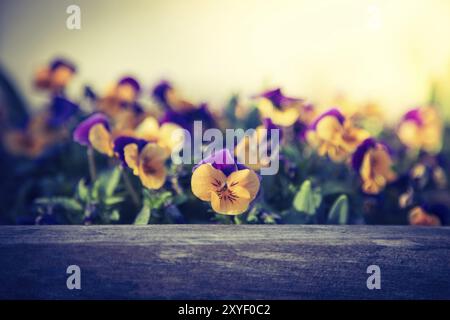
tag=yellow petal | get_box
[116,84,137,103]
[138,143,169,189]
[139,164,166,190]
[226,169,260,200]
[159,123,185,152]
[135,117,160,141]
[360,151,373,182]
[210,190,251,215]
[191,164,227,201]
[234,135,263,170]
[316,116,343,142]
[124,143,140,175]
[257,98,275,117]
[398,121,419,149]
[271,107,300,127]
[166,88,197,112]
[88,123,114,156]
[371,147,396,183]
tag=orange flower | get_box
[307,109,370,162]
[408,207,441,226]
[352,138,396,194]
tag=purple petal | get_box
[152,80,173,107]
[262,117,283,141]
[113,136,148,167]
[256,88,303,107]
[118,76,141,93]
[161,103,215,133]
[47,96,79,127]
[73,113,109,146]
[309,108,345,130]
[402,108,423,126]
[193,148,238,176]
[351,138,377,172]
[50,58,76,73]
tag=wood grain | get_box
[0,225,449,299]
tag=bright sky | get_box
[1,0,450,120]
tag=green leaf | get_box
[144,189,173,210]
[328,195,349,224]
[134,205,151,225]
[293,180,322,215]
[76,179,89,202]
[103,196,125,206]
[34,197,83,212]
[105,167,121,197]
[110,209,120,222]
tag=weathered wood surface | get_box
[0,225,449,300]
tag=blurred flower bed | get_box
[0,58,449,226]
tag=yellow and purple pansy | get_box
[397,106,443,154]
[408,206,442,226]
[307,108,370,162]
[34,58,76,93]
[133,116,185,154]
[235,118,281,171]
[73,113,114,156]
[98,76,144,119]
[255,88,304,127]
[352,138,397,195]
[3,96,79,158]
[119,139,169,190]
[152,80,216,132]
[191,149,260,215]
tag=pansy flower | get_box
[73,113,114,156]
[121,141,169,190]
[98,76,144,120]
[152,80,216,132]
[133,116,185,154]
[408,206,441,226]
[34,58,76,93]
[191,149,260,215]
[352,138,396,195]
[235,118,281,171]
[254,88,304,127]
[397,106,443,154]
[307,108,370,162]
[3,97,79,158]
[4,114,66,158]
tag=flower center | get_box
[212,179,239,202]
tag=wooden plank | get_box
[0,225,449,299]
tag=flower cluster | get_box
[1,58,448,226]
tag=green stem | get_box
[122,169,140,207]
[87,147,97,181]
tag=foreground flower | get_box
[408,206,441,226]
[397,106,443,154]
[191,149,260,215]
[235,118,281,171]
[34,58,76,93]
[255,88,303,127]
[307,108,370,162]
[352,138,396,194]
[123,142,169,189]
[73,113,114,156]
